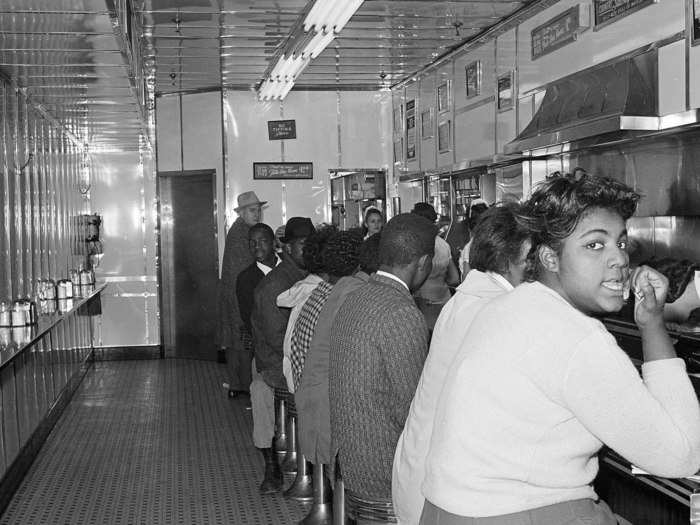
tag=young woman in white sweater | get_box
[421,174,700,524]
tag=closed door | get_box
[158,170,218,360]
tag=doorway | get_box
[158,170,218,360]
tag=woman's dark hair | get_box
[359,232,381,274]
[411,202,438,223]
[302,225,338,274]
[468,203,489,231]
[323,230,363,278]
[519,173,640,279]
[643,258,700,303]
[469,203,531,276]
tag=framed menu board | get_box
[594,0,655,29]
[267,119,296,140]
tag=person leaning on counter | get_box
[420,174,700,525]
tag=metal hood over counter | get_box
[507,48,667,155]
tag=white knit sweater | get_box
[423,281,700,517]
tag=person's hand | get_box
[631,265,668,328]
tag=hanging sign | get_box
[267,119,297,140]
[253,162,312,180]
[594,0,656,29]
[531,5,589,60]
[406,99,416,160]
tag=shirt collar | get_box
[375,270,409,292]
[256,254,281,275]
[486,271,514,291]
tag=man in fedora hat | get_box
[219,191,267,398]
[250,216,315,493]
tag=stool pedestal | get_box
[281,414,299,474]
[273,396,287,463]
[299,463,332,525]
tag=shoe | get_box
[228,389,239,399]
[259,447,283,494]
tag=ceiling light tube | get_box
[286,57,310,80]
[301,29,328,58]
[304,0,334,32]
[306,30,336,59]
[278,81,295,100]
[329,0,364,32]
[269,56,290,79]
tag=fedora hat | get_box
[234,191,267,212]
[281,217,316,243]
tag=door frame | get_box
[156,169,219,359]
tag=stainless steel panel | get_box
[627,216,700,265]
[158,170,218,360]
[1,363,19,466]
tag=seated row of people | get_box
[237,173,700,525]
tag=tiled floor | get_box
[0,359,307,524]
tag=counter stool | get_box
[333,462,349,525]
[298,462,332,524]
[346,491,397,524]
[283,395,315,501]
[280,393,298,475]
[273,388,289,463]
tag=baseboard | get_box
[0,354,93,516]
[92,345,163,361]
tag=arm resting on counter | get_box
[564,330,700,478]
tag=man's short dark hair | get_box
[468,203,489,231]
[379,213,435,267]
[249,222,274,241]
[359,232,381,274]
[469,204,531,275]
[303,225,338,274]
[411,202,438,223]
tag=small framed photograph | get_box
[421,109,434,139]
[497,71,514,112]
[393,139,404,163]
[465,60,482,98]
[437,81,451,113]
[437,120,451,153]
[692,0,700,46]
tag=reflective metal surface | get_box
[141,0,538,94]
[0,0,148,152]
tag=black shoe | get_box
[217,348,227,364]
[259,447,283,494]
[228,389,249,399]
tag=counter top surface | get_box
[0,284,105,371]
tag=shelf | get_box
[0,283,106,372]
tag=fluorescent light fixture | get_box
[257,0,364,100]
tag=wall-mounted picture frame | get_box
[394,138,404,163]
[437,81,451,113]
[497,71,514,112]
[421,108,434,139]
[437,120,451,153]
[465,60,482,98]
[692,0,700,46]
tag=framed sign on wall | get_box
[406,99,416,160]
[465,60,482,98]
[531,5,589,60]
[267,119,296,140]
[594,0,656,30]
[253,162,313,180]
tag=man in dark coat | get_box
[250,216,315,493]
[329,213,435,505]
[218,191,266,397]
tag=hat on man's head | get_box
[234,191,267,212]
[281,217,316,243]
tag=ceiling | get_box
[0,0,540,152]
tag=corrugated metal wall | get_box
[0,80,86,304]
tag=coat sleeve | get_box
[380,302,429,430]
